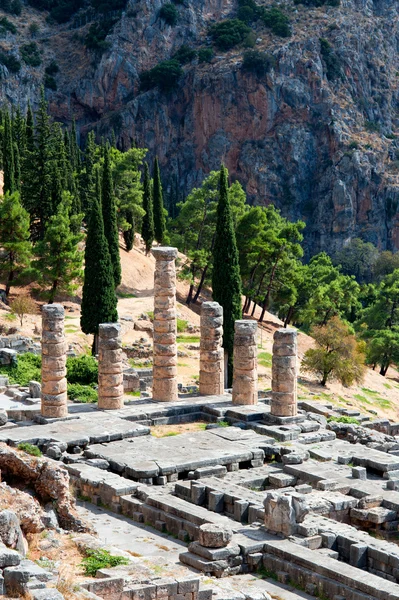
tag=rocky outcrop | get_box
[0,444,90,532]
[3,0,399,254]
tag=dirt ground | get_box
[1,236,399,421]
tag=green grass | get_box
[80,549,129,577]
[176,335,200,344]
[217,420,230,427]
[68,383,98,403]
[177,362,189,367]
[383,382,392,389]
[327,416,360,425]
[354,394,371,405]
[358,388,392,410]
[126,391,140,397]
[129,358,153,368]
[116,291,137,298]
[258,351,272,368]
[146,311,154,320]
[18,442,42,456]
[5,312,16,321]
[0,353,41,386]
[177,318,188,333]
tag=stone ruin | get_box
[2,247,399,600]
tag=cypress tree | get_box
[3,112,15,194]
[25,102,34,154]
[80,130,96,217]
[101,145,121,287]
[152,157,166,244]
[12,106,26,157]
[81,170,118,354]
[211,165,242,386]
[123,208,135,251]
[13,142,21,192]
[141,162,154,255]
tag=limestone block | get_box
[41,304,67,418]
[153,332,176,345]
[199,302,224,396]
[98,373,124,387]
[152,377,178,400]
[153,355,177,367]
[198,524,232,548]
[41,392,68,406]
[41,405,68,418]
[271,327,298,417]
[41,342,68,357]
[98,323,124,409]
[98,396,123,410]
[41,379,67,396]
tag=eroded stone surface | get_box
[41,305,67,419]
[200,302,224,396]
[98,323,124,410]
[232,320,258,406]
[271,328,297,417]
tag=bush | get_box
[0,353,41,386]
[80,549,129,577]
[365,120,380,133]
[242,49,275,76]
[18,442,42,456]
[29,22,39,37]
[0,51,20,72]
[66,354,98,384]
[0,0,22,15]
[44,74,57,90]
[159,3,178,25]
[209,19,251,50]
[237,5,255,23]
[294,0,340,5]
[173,44,196,64]
[177,318,188,333]
[67,383,98,403]
[140,59,183,92]
[259,7,291,37]
[45,60,59,75]
[320,38,341,81]
[198,47,213,63]
[0,17,17,34]
[85,19,116,51]
[20,42,41,67]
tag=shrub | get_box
[0,16,17,34]
[0,353,41,386]
[237,5,255,23]
[259,7,291,37]
[173,44,196,64]
[0,51,20,72]
[209,19,251,50]
[320,38,341,81]
[9,296,37,326]
[67,383,98,403]
[18,442,42,456]
[294,0,340,5]
[365,120,380,133]
[66,354,98,384]
[20,42,41,67]
[45,60,59,75]
[0,0,22,15]
[80,549,129,577]
[29,22,39,36]
[44,74,57,90]
[159,3,178,26]
[176,318,188,333]
[327,416,360,424]
[242,49,275,76]
[140,59,183,92]
[85,19,116,51]
[198,47,213,63]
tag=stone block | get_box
[198,524,233,548]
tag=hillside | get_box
[1,239,399,421]
[1,0,399,254]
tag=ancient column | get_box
[98,323,124,410]
[271,328,297,417]
[232,320,258,405]
[199,302,224,396]
[152,247,178,402]
[41,304,68,418]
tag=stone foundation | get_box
[41,304,67,419]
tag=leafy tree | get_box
[173,44,197,64]
[366,329,399,376]
[209,19,251,50]
[333,238,378,283]
[302,317,366,386]
[212,166,242,385]
[152,157,166,244]
[141,162,154,255]
[101,145,121,287]
[198,48,213,63]
[170,170,247,305]
[9,295,37,326]
[81,174,118,354]
[242,50,276,76]
[20,42,41,66]
[374,251,399,281]
[32,193,83,303]
[140,59,183,92]
[259,7,291,37]
[159,3,178,25]
[320,38,341,81]
[0,191,32,296]
[2,112,15,194]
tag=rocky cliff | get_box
[2,0,399,255]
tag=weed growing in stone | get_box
[17,442,42,456]
[80,549,129,576]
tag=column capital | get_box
[152,247,178,261]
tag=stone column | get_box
[232,320,258,405]
[98,323,124,410]
[271,328,297,417]
[152,247,178,402]
[41,304,68,418]
[199,302,224,396]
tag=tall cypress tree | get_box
[141,162,154,255]
[81,170,118,354]
[152,157,166,244]
[3,112,15,194]
[12,106,26,157]
[80,130,96,217]
[13,142,21,193]
[101,145,121,287]
[25,102,34,154]
[123,208,135,252]
[211,165,242,387]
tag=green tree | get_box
[333,238,379,283]
[212,165,242,385]
[101,145,121,287]
[302,317,366,386]
[141,162,154,255]
[81,173,118,354]
[0,191,32,296]
[32,193,83,303]
[374,251,399,281]
[79,130,96,217]
[153,157,166,244]
[2,112,15,194]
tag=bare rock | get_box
[198,524,233,548]
[134,320,154,333]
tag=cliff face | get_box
[2,0,399,255]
